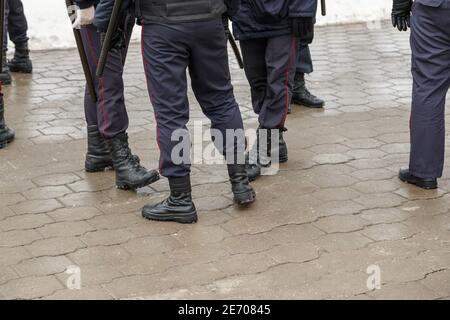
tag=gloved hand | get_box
[72,5,95,29]
[290,17,314,40]
[392,0,413,31]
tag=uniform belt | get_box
[138,0,213,19]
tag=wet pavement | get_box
[0,21,449,300]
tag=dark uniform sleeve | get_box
[289,0,318,17]
[93,0,116,31]
[74,0,96,9]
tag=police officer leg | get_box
[80,24,114,172]
[140,23,197,224]
[400,3,450,189]
[292,41,324,109]
[0,94,14,149]
[240,38,268,116]
[247,35,297,180]
[7,0,32,73]
[188,18,255,205]
[239,38,268,180]
[0,0,11,85]
[81,24,159,189]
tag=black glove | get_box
[290,17,314,40]
[392,0,413,31]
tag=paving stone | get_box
[123,235,184,256]
[42,286,113,300]
[0,21,449,299]
[312,153,354,165]
[10,199,63,215]
[32,173,81,187]
[47,206,103,222]
[351,179,400,194]
[0,213,53,231]
[266,243,320,264]
[14,256,74,277]
[80,229,135,247]
[0,247,32,266]
[353,193,406,209]
[37,220,96,238]
[22,186,72,200]
[420,269,450,297]
[0,266,19,285]
[0,229,43,247]
[0,276,64,299]
[0,193,26,207]
[360,208,410,224]
[361,223,420,242]
[314,215,371,233]
[68,245,131,266]
[25,237,86,257]
[367,282,441,300]
[313,232,373,252]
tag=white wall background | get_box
[23,0,392,50]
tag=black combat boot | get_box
[8,42,33,74]
[245,128,288,181]
[142,175,198,224]
[228,164,256,205]
[106,132,160,190]
[399,168,437,190]
[0,51,12,85]
[85,125,114,172]
[291,73,324,109]
[0,96,15,149]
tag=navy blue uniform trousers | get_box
[141,19,245,178]
[80,22,132,138]
[409,2,450,179]
[296,41,313,75]
[5,0,28,45]
[240,35,298,129]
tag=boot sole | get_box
[9,67,32,74]
[234,190,256,206]
[399,175,437,190]
[85,161,114,173]
[278,154,288,163]
[116,171,160,190]
[0,135,13,148]
[10,69,33,74]
[292,98,325,109]
[142,209,198,224]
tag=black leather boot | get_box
[292,73,324,109]
[245,128,288,181]
[399,168,437,190]
[228,164,256,205]
[85,125,114,172]
[142,175,198,224]
[106,132,160,190]
[0,51,12,85]
[8,42,33,74]
[0,95,14,149]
